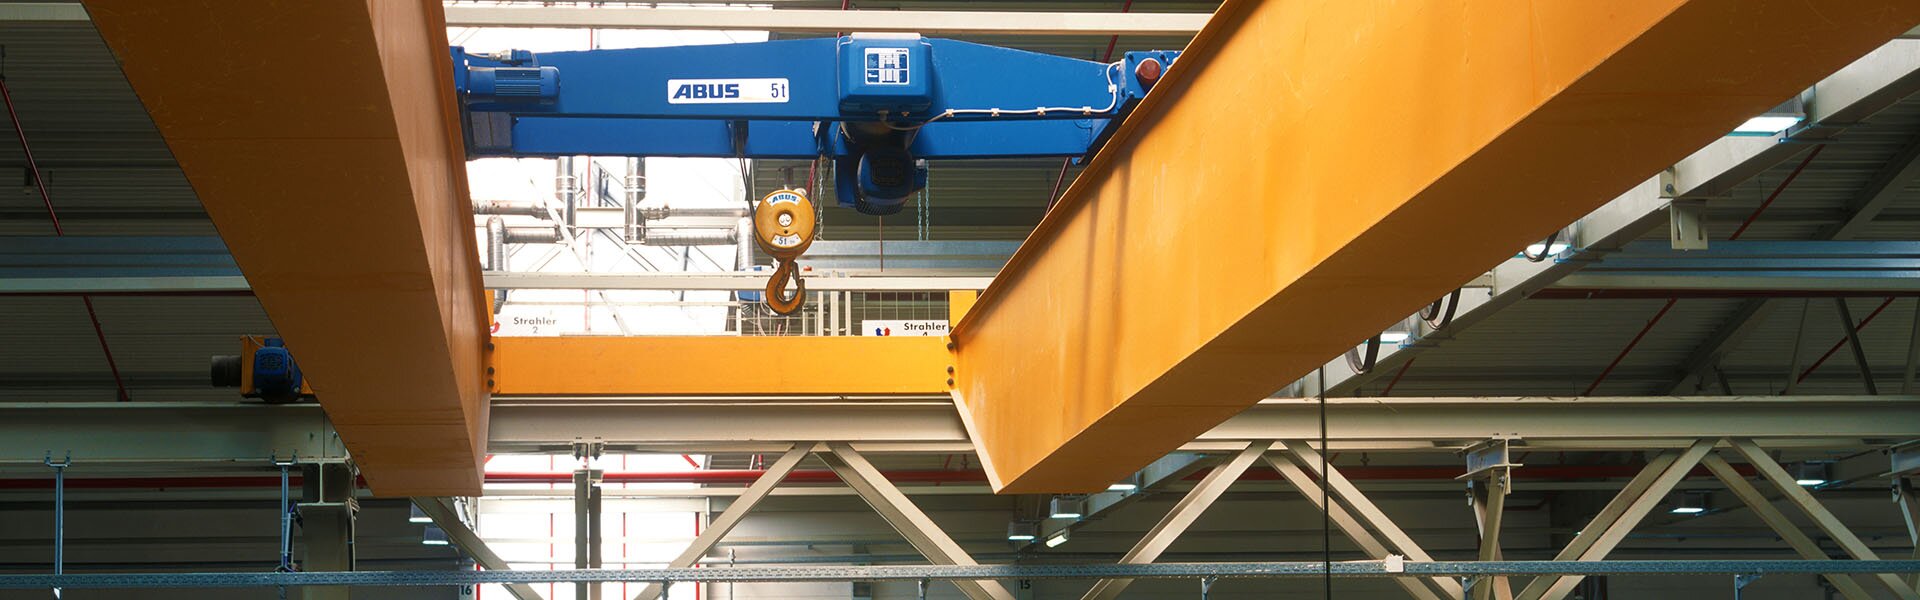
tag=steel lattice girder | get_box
[486,396,1920,453]
[950,0,1920,492]
[4,561,1920,589]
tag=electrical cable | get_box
[1344,335,1381,374]
[879,61,1123,131]
[1520,230,1561,263]
[1421,289,1462,330]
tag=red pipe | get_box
[1583,298,1678,395]
[1,77,133,402]
[1728,145,1825,241]
[1570,146,1825,395]
[1796,297,1897,384]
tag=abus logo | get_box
[672,83,740,100]
[666,78,789,105]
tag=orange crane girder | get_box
[84,0,490,496]
[953,0,1920,493]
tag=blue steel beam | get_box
[488,117,1100,159]
[0,236,240,280]
[457,39,1126,122]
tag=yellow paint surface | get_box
[491,336,952,396]
[956,0,1920,492]
[85,0,490,495]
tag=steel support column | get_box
[819,443,1015,600]
[1281,440,1462,599]
[951,0,1920,493]
[299,463,357,600]
[1701,454,1875,600]
[1081,442,1269,600]
[574,459,603,600]
[1728,439,1920,600]
[1517,440,1715,600]
[633,445,811,600]
[1896,478,1920,590]
[1262,455,1444,600]
[1468,470,1514,600]
[413,497,544,600]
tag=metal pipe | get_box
[643,207,751,220]
[486,217,509,312]
[274,458,294,574]
[558,157,579,229]
[486,217,507,271]
[642,229,738,247]
[44,453,68,600]
[472,201,551,218]
[624,158,645,242]
[735,217,753,271]
[503,226,563,244]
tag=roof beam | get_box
[83,0,492,495]
[442,5,1208,37]
[485,396,1920,454]
[1324,38,1920,397]
[1664,133,1920,393]
[952,0,1920,492]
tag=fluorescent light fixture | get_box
[1006,521,1038,542]
[1733,115,1802,135]
[1729,98,1806,137]
[1049,496,1086,520]
[1795,462,1830,487]
[1523,243,1571,257]
[1669,491,1708,515]
[1108,482,1139,492]
[422,526,450,546]
[1045,532,1070,548]
[1378,332,1410,344]
[408,504,432,524]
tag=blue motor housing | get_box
[252,338,304,404]
[837,34,933,116]
[467,66,560,110]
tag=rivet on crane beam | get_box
[754,188,817,315]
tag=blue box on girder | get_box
[837,34,933,117]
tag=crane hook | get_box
[753,188,816,315]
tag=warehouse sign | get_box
[861,320,948,337]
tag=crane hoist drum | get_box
[753,188,817,315]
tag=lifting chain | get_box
[753,188,817,315]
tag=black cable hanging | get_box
[1520,230,1562,263]
[1421,288,1463,330]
